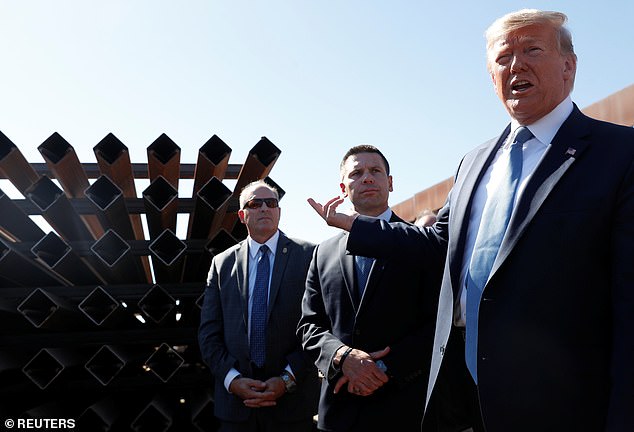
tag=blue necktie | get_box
[465,126,533,382]
[250,245,270,368]
[355,255,373,303]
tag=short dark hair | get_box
[340,145,390,177]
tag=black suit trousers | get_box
[424,328,485,432]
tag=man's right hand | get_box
[333,346,391,396]
[229,376,276,407]
[307,196,358,231]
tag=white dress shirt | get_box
[246,232,279,341]
[455,96,574,326]
[225,231,289,391]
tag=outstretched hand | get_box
[307,196,358,232]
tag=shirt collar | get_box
[248,230,280,259]
[510,96,573,146]
[360,207,392,222]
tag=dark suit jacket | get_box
[297,212,443,432]
[198,231,319,424]
[347,106,634,432]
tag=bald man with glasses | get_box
[198,180,319,432]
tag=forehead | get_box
[342,152,386,172]
[244,186,276,200]
[490,23,556,52]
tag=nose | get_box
[510,53,527,73]
[361,171,375,183]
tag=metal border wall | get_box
[0,131,282,431]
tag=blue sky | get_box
[1,1,632,243]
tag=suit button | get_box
[355,329,361,336]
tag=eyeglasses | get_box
[243,198,279,209]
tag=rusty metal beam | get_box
[137,285,176,324]
[182,177,234,281]
[17,288,79,329]
[21,347,80,389]
[78,286,122,327]
[19,178,131,285]
[186,177,232,240]
[93,133,151,282]
[12,162,243,180]
[38,132,104,238]
[182,228,237,283]
[10,197,206,215]
[85,175,135,240]
[31,232,104,286]
[84,344,137,386]
[0,187,46,242]
[263,176,286,200]
[25,176,94,242]
[90,229,146,284]
[0,239,67,287]
[0,130,40,194]
[131,394,175,430]
[147,134,180,190]
[142,176,178,239]
[192,134,232,195]
[221,136,281,233]
[148,229,186,284]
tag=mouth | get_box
[510,79,533,94]
[360,189,379,196]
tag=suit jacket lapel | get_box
[491,106,591,277]
[338,233,357,311]
[356,212,401,312]
[236,241,250,329]
[448,129,510,297]
[268,232,290,321]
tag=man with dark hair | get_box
[338,144,390,177]
[298,145,442,431]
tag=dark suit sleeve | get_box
[380,290,439,385]
[607,157,634,430]
[347,204,449,263]
[281,242,318,385]
[297,245,345,381]
[198,257,237,381]
[345,211,449,386]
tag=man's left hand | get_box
[243,376,286,408]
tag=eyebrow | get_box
[496,34,545,47]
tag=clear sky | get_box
[1,0,632,244]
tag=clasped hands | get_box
[334,346,390,397]
[229,376,286,408]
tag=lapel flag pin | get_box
[565,147,576,157]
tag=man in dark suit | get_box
[309,10,634,432]
[298,145,443,431]
[198,180,319,432]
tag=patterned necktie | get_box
[250,244,270,368]
[465,126,533,382]
[355,255,373,303]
